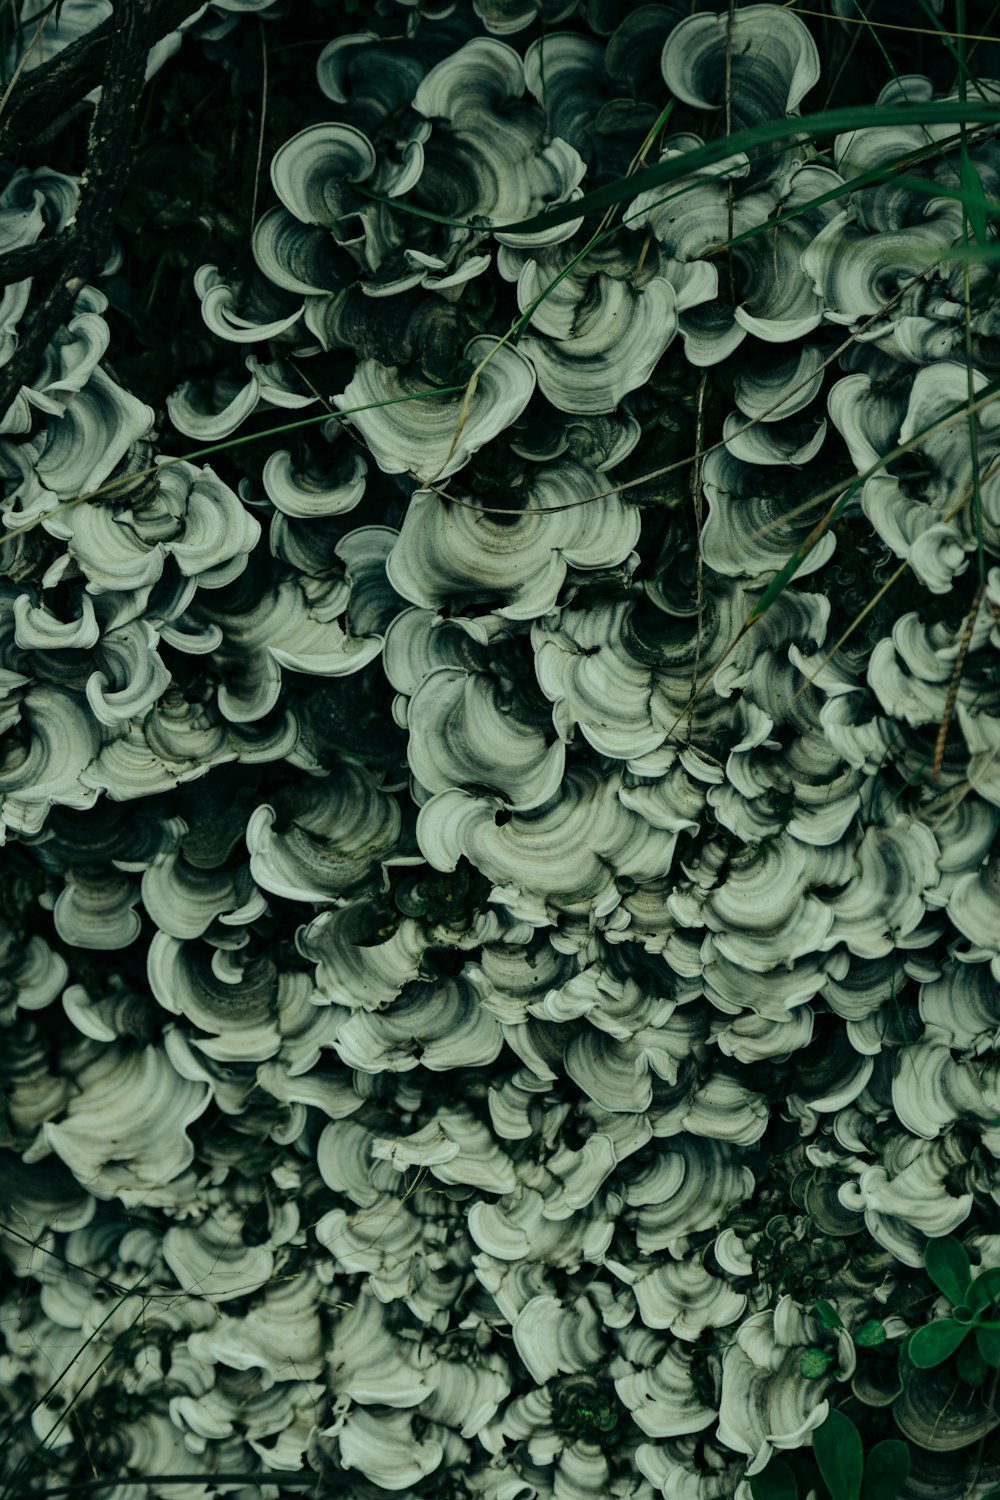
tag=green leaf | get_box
[976,1326,1000,1366]
[853,1320,887,1348]
[908,1318,968,1368]
[814,1301,845,1330]
[968,1268,1000,1313]
[957,1337,991,1385]
[800,1348,834,1378]
[860,1440,911,1500]
[814,1409,864,1500]
[749,1457,798,1500]
[924,1236,972,1306]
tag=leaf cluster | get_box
[750,1410,910,1500]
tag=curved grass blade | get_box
[745,370,1000,632]
[0,383,467,546]
[886,172,1000,215]
[706,132,997,257]
[355,100,1000,237]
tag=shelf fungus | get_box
[4,4,1000,1499]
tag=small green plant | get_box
[749,1409,910,1500]
[907,1234,1000,1382]
[800,1301,887,1378]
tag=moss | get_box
[393,857,492,927]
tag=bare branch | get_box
[0,0,169,424]
[0,0,197,159]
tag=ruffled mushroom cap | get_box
[418,764,685,922]
[247,768,402,903]
[334,336,535,482]
[388,460,640,618]
[6,8,1000,1498]
[662,6,820,126]
[411,38,587,229]
[406,665,565,809]
[43,1044,211,1205]
[717,1299,835,1474]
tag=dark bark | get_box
[0,0,199,160]
[0,237,63,288]
[0,0,180,427]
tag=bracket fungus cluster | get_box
[1,1,1000,1498]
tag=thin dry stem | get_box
[689,370,709,737]
[779,1,1000,42]
[249,17,269,236]
[0,4,48,123]
[932,585,984,780]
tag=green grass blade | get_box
[884,172,1000,215]
[745,370,1000,630]
[939,243,1000,263]
[0,383,468,546]
[960,151,990,243]
[916,0,994,104]
[511,99,676,344]
[355,100,1000,236]
[847,0,906,102]
[706,137,979,255]
[744,495,849,628]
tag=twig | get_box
[931,585,983,780]
[0,0,51,125]
[8,1475,321,1497]
[249,16,269,233]
[689,370,709,738]
[0,235,64,289]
